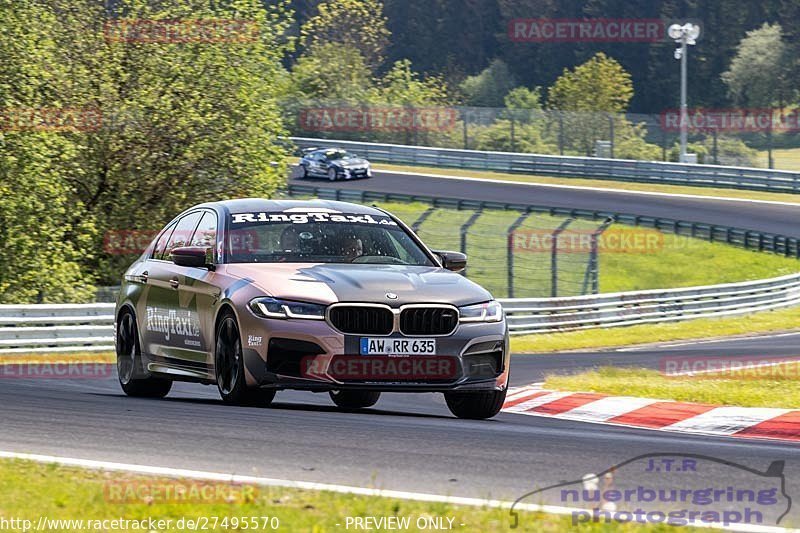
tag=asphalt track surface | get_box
[291,169,800,237]
[5,170,800,527]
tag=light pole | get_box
[668,23,701,163]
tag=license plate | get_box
[360,338,437,356]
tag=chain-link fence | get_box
[286,188,611,298]
[284,100,800,170]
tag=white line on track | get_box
[372,168,800,209]
[0,450,790,532]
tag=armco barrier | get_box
[1,273,799,350]
[287,185,800,258]
[292,137,800,194]
[0,304,115,353]
[499,273,800,335]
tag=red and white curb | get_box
[502,386,800,442]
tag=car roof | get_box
[193,198,387,217]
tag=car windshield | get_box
[226,210,434,265]
[325,150,353,160]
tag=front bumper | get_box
[240,317,509,393]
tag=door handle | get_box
[169,278,180,289]
[138,271,149,283]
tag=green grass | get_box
[0,459,696,532]
[284,193,799,298]
[544,366,800,409]
[372,162,800,205]
[510,305,800,353]
[757,147,800,171]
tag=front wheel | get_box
[327,168,337,181]
[329,390,380,409]
[444,389,507,420]
[215,311,275,406]
[116,310,172,398]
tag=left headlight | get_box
[249,297,326,320]
[459,300,503,323]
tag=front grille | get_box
[400,307,458,336]
[328,305,393,335]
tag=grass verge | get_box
[0,351,114,364]
[372,163,800,205]
[0,458,692,532]
[510,305,800,353]
[284,193,800,297]
[544,366,800,409]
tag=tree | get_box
[0,1,96,302]
[459,59,516,107]
[547,53,636,156]
[372,59,449,105]
[504,87,542,111]
[0,0,295,288]
[301,0,391,70]
[548,52,633,113]
[722,23,790,108]
[290,43,374,101]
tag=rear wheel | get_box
[329,390,380,409]
[116,310,172,398]
[327,168,337,181]
[444,389,506,420]
[300,164,309,178]
[215,310,275,406]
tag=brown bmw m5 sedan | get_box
[115,199,510,419]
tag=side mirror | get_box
[434,250,467,272]
[171,246,212,269]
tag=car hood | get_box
[335,158,368,167]
[223,263,492,307]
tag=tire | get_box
[328,168,337,181]
[444,389,507,420]
[300,164,308,178]
[215,310,275,406]
[116,310,172,398]
[329,390,380,409]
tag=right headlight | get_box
[459,300,503,323]
[249,297,326,320]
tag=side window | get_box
[191,211,217,248]
[161,211,202,260]
[151,222,177,260]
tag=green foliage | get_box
[300,0,390,70]
[504,86,542,111]
[722,23,790,107]
[372,59,449,105]
[669,137,759,167]
[0,0,295,291]
[290,43,374,101]
[548,53,633,113]
[459,59,516,107]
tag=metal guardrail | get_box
[292,137,800,194]
[499,273,800,335]
[0,304,115,353]
[287,185,800,258]
[1,273,798,352]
